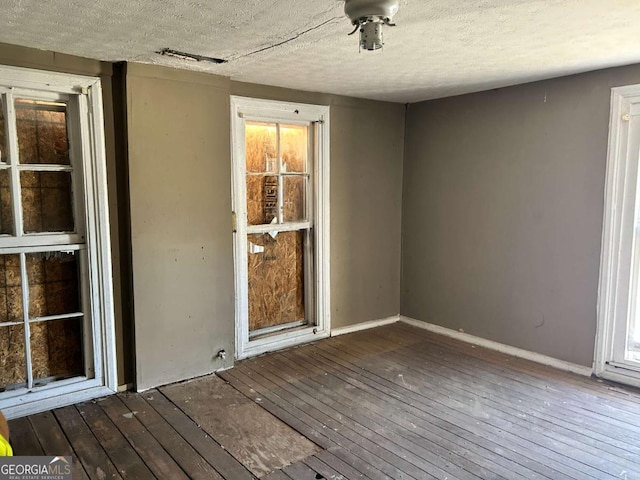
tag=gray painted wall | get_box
[128,65,405,390]
[402,64,640,367]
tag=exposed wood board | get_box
[160,375,320,477]
[247,231,305,331]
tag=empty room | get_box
[0,0,639,479]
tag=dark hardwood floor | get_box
[8,323,640,479]
[226,323,640,480]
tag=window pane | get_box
[283,175,306,222]
[0,97,6,164]
[247,175,278,226]
[15,98,71,165]
[0,324,26,391]
[31,317,83,382]
[0,169,13,235]
[247,231,305,331]
[21,171,74,233]
[281,125,307,173]
[0,254,23,323]
[246,122,277,173]
[27,251,80,318]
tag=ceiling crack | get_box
[228,16,343,61]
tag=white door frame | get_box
[595,83,640,388]
[0,65,117,418]
[230,96,330,359]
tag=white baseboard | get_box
[331,315,400,337]
[400,316,593,377]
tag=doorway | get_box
[230,97,330,359]
[596,84,640,387]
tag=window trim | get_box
[595,84,640,388]
[230,96,331,360]
[0,65,117,418]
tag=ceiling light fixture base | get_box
[344,0,399,51]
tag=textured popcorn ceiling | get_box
[2,0,640,103]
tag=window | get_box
[0,66,116,417]
[231,97,330,359]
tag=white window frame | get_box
[595,84,640,388]
[230,96,330,359]
[0,65,117,418]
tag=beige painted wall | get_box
[126,65,235,390]
[402,64,640,367]
[0,43,131,385]
[128,66,405,390]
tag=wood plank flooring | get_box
[9,389,256,479]
[224,323,640,480]
[7,323,640,479]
